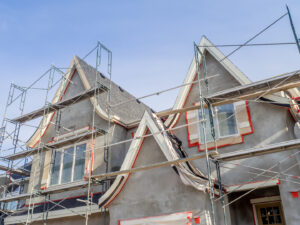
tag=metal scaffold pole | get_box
[85,42,112,225]
[194,43,216,225]
[25,67,54,224]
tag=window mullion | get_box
[59,150,64,184]
[71,145,76,182]
[215,107,221,138]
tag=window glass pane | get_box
[74,144,86,181]
[268,216,275,224]
[273,206,280,215]
[61,147,74,184]
[260,208,267,217]
[216,104,238,137]
[267,207,273,215]
[198,108,217,142]
[50,151,61,185]
[275,215,282,223]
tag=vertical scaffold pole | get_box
[215,160,227,225]
[85,42,112,225]
[194,43,216,225]
[26,67,53,225]
[286,5,300,54]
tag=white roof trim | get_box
[98,111,208,208]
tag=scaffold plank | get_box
[11,85,108,123]
[215,139,300,161]
[0,181,89,202]
[157,71,300,117]
[4,129,106,161]
[0,165,30,176]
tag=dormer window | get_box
[186,101,253,151]
[50,143,86,185]
[199,103,238,142]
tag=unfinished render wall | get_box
[108,135,226,225]
[25,68,129,202]
[170,50,300,224]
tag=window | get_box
[255,202,285,225]
[198,103,238,142]
[50,143,86,185]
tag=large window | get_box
[198,103,238,142]
[50,143,86,185]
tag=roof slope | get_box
[75,56,149,125]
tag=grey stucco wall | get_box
[107,51,300,225]
[170,51,300,224]
[25,69,130,209]
[108,135,226,225]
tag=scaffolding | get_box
[0,5,299,225]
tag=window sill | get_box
[46,180,87,192]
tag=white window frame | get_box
[198,103,240,141]
[50,141,87,186]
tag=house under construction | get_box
[1,21,300,225]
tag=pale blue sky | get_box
[0,0,300,120]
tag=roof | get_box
[74,56,150,125]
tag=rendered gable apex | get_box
[98,111,208,208]
[27,55,149,148]
[164,36,251,128]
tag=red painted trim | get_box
[104,129,148,207]
[186,100,254,151]
[170,74,197,129]
[24,191,103,207]
[113,120,128,130]
[31,69,77,148]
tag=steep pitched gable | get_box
[164,36,289,129]
[98,111,209,208]
[27,56,149,148]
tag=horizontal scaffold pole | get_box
[11,85,108,123]
[157,70,300,117]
